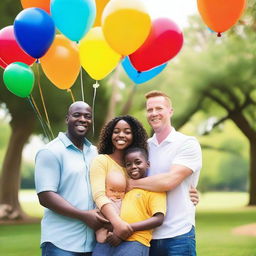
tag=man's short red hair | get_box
[145,90,172,107]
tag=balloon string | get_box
[67,89,75,102]
[92,81,99,135]
[36,62,54,140]
[27,95,51,141]
[80,67,85,102]
[0,57,8,66]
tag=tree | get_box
[0,1,111,220]
[114,0,256,204]
[161,1,256,205]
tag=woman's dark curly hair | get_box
[98,115,148,155]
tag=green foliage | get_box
[217,155,248,191]
[20,162,35,189]
[0,118,10,169]
[0,119,10,149]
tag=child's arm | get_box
[106,212,164,247]
[130,212,164,232]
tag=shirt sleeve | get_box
[90,156,111,209]
[148,192,167,216]
[172,137,202,173]
[34,149,61,194]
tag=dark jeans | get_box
[92,241,149,256]
[41,242,92,256]
[149,226,196,256]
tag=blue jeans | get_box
[41,242,92,256]
[92,241,149,256]
[149,226,196,256]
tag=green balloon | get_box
[3,62,35,98]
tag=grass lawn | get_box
[0,191,256,256]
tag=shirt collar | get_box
[149,127,177,146]
[58,132,92,148]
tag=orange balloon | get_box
[197,0,246,35]
[20,0,51,13]
[41,35,80,90]
[93,0,110,26]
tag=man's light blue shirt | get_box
[35,132,98,253]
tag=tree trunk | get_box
[121,84,137,115]
[228,112,256,206]
[105,66,122,124]
[248,140,256,205]
[0,119,34,220]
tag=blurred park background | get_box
[0,0,256,255]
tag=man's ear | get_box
[147,160,150,168]
[65,115,69,124]
[170,108,174,117]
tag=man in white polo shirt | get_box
[129,91,202,256]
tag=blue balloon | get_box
[14,8,55,59]
[122,57,167,84]
[51,0,96,42]
[208,27,215,33]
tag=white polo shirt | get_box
[148,128,202,239]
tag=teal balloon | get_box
[3,62,34,98]
[51,0,96,42]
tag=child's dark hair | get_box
[124,147,149,161]
[98,115,148,154]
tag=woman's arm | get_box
[90,156,133,240]
[90,156,112,208]
[101,203,133,240]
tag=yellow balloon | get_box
[93,0,109,27]
[79,27,121,80]
[41,35,80,90]
[102,0,151,56]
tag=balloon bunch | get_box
[197,0,246,37]
[1,0,185,96]
[0,0,185,139]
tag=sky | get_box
[143,0,198,28]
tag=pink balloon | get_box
[129,18,183,72]
[0,25,35,66]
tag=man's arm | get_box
[38,191,108,231]
[35,150,108,230]
[129,164,193,192]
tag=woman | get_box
[90,116,148,248]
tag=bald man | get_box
[35,101,108,256]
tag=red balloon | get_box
[0,57,7,69]
[129,18,183,72]
[0,25,35,66]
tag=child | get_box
[93,147,166,256]
[96,171,126,243]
